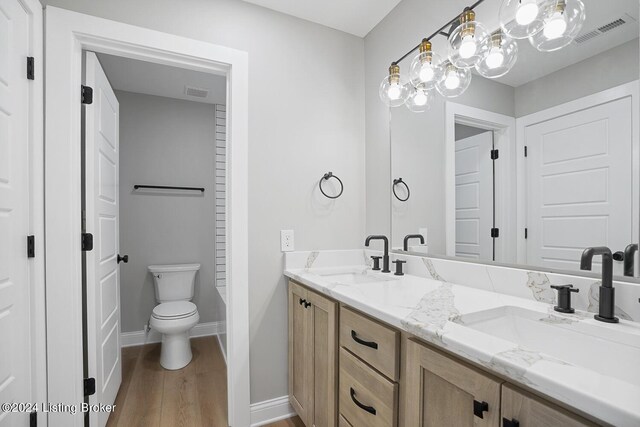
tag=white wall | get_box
[515,38,639,117]
[44,0,365,404]
[117,90,224,333]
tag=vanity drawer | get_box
[340,306,400,380]
[339,348,397,427]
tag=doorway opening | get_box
[81,51,229,426]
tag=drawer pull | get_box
[350,387,376,415]
[351,330,379,349]
[502,418,520,427]
[473,400,489,418]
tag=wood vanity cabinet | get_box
[288,280,338,427]
[403,338,502,427]
[501,384,597,427]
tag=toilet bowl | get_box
[148,263,201,370]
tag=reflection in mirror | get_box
[390,0,640,279]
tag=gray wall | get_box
[365,0,506,243]
[117,90,224,333]
[455,124,489,141]
[44,0,366,404]
[515,38,639,117]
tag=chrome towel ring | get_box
[319,172,344,199]
[393,178,410,202]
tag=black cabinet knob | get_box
[117,254,129,264]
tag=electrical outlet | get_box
[281,229,295,252]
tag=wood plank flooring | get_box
[107,336,303,427]
[107,336,228,426]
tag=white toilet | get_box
[148,263,201,370]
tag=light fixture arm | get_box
[391,0,487,66]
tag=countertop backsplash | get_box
[285,249,640,323]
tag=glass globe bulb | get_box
[459,35,477,59]
[379,64,410,107]
[543,11,567,39]
[409,42,443,90]
[448,12,490,69]
[445,73,461,89]
[436,61,471,98]
[485,47,505,69]
[516,1,539,25]
[405,84,434,113]
[529,0,585,52]
[499,0,546,39]
[476,30,518,79]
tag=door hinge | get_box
[84,377,96,396]
[491,228,500,238]
[490,149,499,160]
[30,410,37,427]
[81,85,94,104]
[27,57,35,80]
[524,146,528,157]
[524,228,528,239]
[81,233,94,251]
[27,235,35,258]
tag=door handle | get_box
[117,254,129,264]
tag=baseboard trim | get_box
[250,396,295,427]
[121,321,225,347]
[216,334,227,365]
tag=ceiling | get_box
[240,0,402,37]
[490,0,639,87]
[96,53,227,104]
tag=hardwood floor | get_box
[107,336,303,427]
[107,336,228,426]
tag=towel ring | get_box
[393,178,410,202]
[319,172,344,199]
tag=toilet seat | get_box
[152,301,198,320]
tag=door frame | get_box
[16,0,48,425]
[44,7,250,427]
[445,102,517,263]
[515,81,640,266]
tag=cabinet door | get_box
[289,281,312,424]
[308,290,338,427]
[404,339,502,427]
[501,384,597,427]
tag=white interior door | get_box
[525,97,633,275]
[455,131,494,260]
[0,1,34,425]
[84,51,121,427]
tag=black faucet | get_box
[624,243,638,277]
[365,235,390,273]
[580,247,618,323]
[403,234,425,251]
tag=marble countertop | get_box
[284,253,640,427]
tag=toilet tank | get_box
[148,263,201,303]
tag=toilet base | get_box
[160,332,193,370]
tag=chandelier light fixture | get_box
[379,0,586,113]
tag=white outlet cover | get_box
[281,229,295,252]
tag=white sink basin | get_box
[316,271,394,284]
[457,306,640,386]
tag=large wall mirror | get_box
[391,0,640,279]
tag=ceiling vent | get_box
[573,14,634,44]
[184,85,209,98]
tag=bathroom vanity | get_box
[284,250,640,427]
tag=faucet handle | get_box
[551,284,579,314]
[370,256,382,271]
[392,259,406,276]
